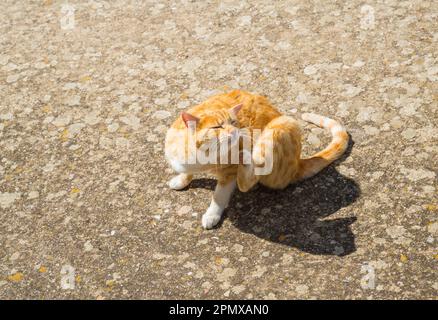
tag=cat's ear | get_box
[229,103,243,117]
[181,112,199,128]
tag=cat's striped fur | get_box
[165,90,349,229]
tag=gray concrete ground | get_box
[0,0,437,299]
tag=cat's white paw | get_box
[202,211,221,229]
[168,174,191,190]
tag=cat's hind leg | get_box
[253,116,302,189]
[168,173,193,190]
[202,176,236,229]
[237,154,259,192]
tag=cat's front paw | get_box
[168,174,192,190]
[201,211,221,229]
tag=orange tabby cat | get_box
[165,90,349,229]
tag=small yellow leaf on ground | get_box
[8,272,23,282]
[215,257,223,265]
[42,105,51,113]
[38,266,47,273]
[106,279,115,287]
[400,254,409,263]
[71,187,80,194]
[425,204,437,211]
[60,129,69,141]
[80,76,92,83]
[433,254,438,260]
[75,275,81,283]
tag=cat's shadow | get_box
[189,137,360,256]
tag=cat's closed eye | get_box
[210,123,224,129]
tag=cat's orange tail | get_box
[298,113,349,180]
